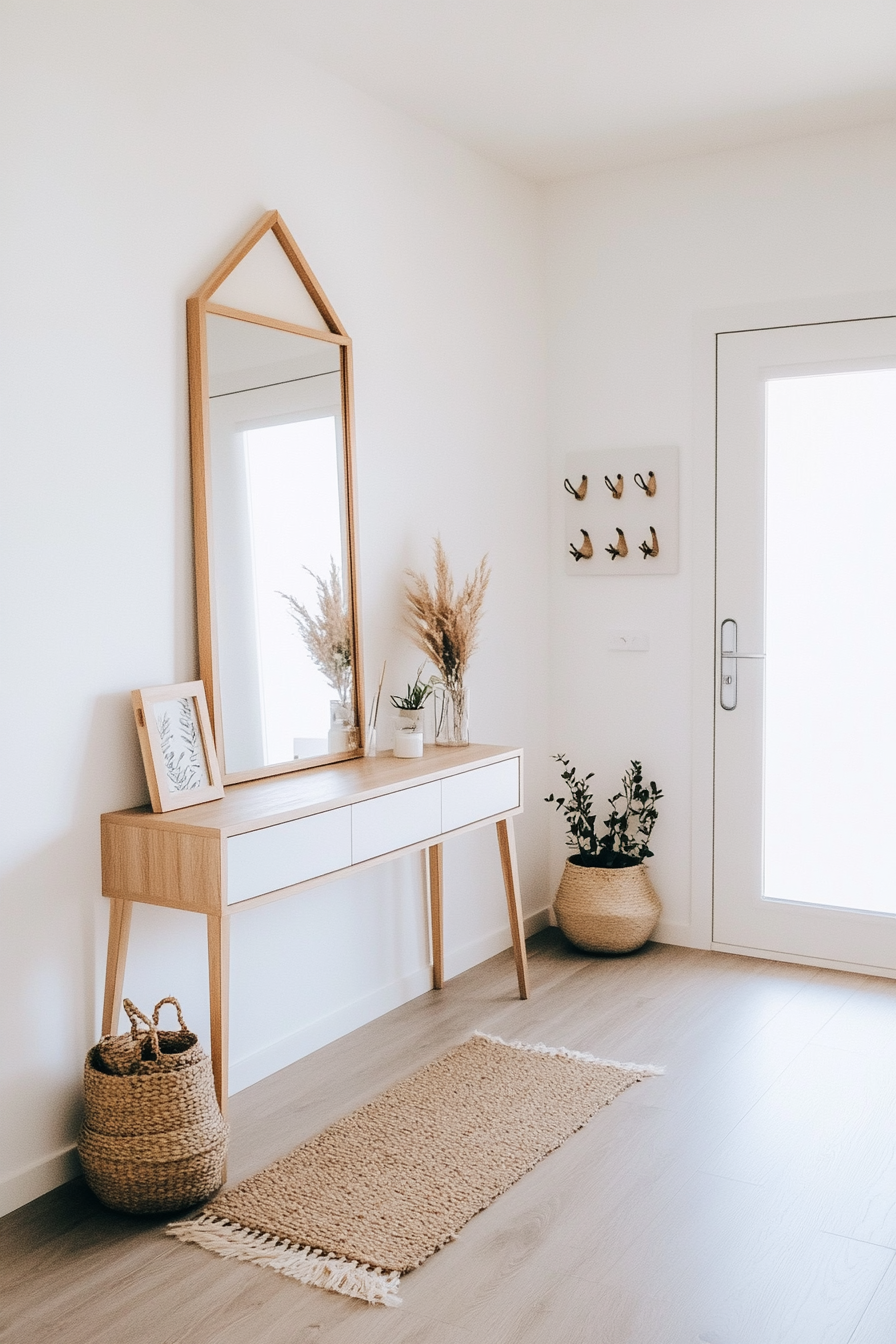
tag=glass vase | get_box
[328,699,359,752]
[434,683,469,747]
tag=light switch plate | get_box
[607,629,650,651]
[564,446,679,575]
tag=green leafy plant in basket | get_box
[546,756,663,869]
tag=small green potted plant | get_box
[545,756,663,953]
[390,666,435,737]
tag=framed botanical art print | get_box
[131,681,224,812]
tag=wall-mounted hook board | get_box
[563,447,679,576]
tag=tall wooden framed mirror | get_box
[187,212,364,783]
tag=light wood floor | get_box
[3,931,896,1343]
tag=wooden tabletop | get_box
[101,744,522,837]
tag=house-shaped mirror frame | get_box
[187,211,365,784]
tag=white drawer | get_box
[351,781,442,863]
[441,758,520,833]
[226,806,352,904]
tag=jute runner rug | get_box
[168,1032,662,1305]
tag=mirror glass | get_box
[205,312,358,775]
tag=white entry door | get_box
[714,315,896,973]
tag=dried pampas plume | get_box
[404,538,490,688]
[279,559,353,706]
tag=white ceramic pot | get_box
[553,859,661,954]
[393,730,423,758]
[396,707,426,734]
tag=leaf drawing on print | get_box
[156,698,205,793]
[178,698,204,781]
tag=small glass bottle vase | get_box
[328,700,359,752]
[434,682,470,747]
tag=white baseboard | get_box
[711,939,896,981]
[652,918,709,949]
[231,907,552,1094]
[229,964,435,1093]
[443,906,551,981]
[0,908,554,1218]
[525,908,552,938]
[0,1145,81,1220]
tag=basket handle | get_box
[152,996,190,1034]
[122,998,161,1061]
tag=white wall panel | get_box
[0,0,549,1214]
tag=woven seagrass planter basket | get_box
[554,859,661,954]
[78,998,228,1215]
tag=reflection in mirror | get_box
[206,314,356,775]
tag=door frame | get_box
[689,289,896,974]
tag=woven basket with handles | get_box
[78,997,228,1214]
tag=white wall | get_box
[544,120,896,946]
[0,1,550,1214]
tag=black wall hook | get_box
[605,528,628,561]
[569,529,593,562]
[563,475,588,501]
[639,527,659,558]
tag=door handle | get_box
[720,619,765,710]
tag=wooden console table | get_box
[100,744,527,1112]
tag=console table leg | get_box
[496,817,530,1000]
[101,898,133,1036]
[207,913,231,1116]
[428,843,444,990]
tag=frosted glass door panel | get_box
[765,370,896,914]
[715,314,896,972]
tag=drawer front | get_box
[441,758,520,833]
[351,781,442,863]
[227,806,352,904]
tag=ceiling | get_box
[206,0,896,180]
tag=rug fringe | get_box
[473,1031,665,1076]
[166,1215,402,1306]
